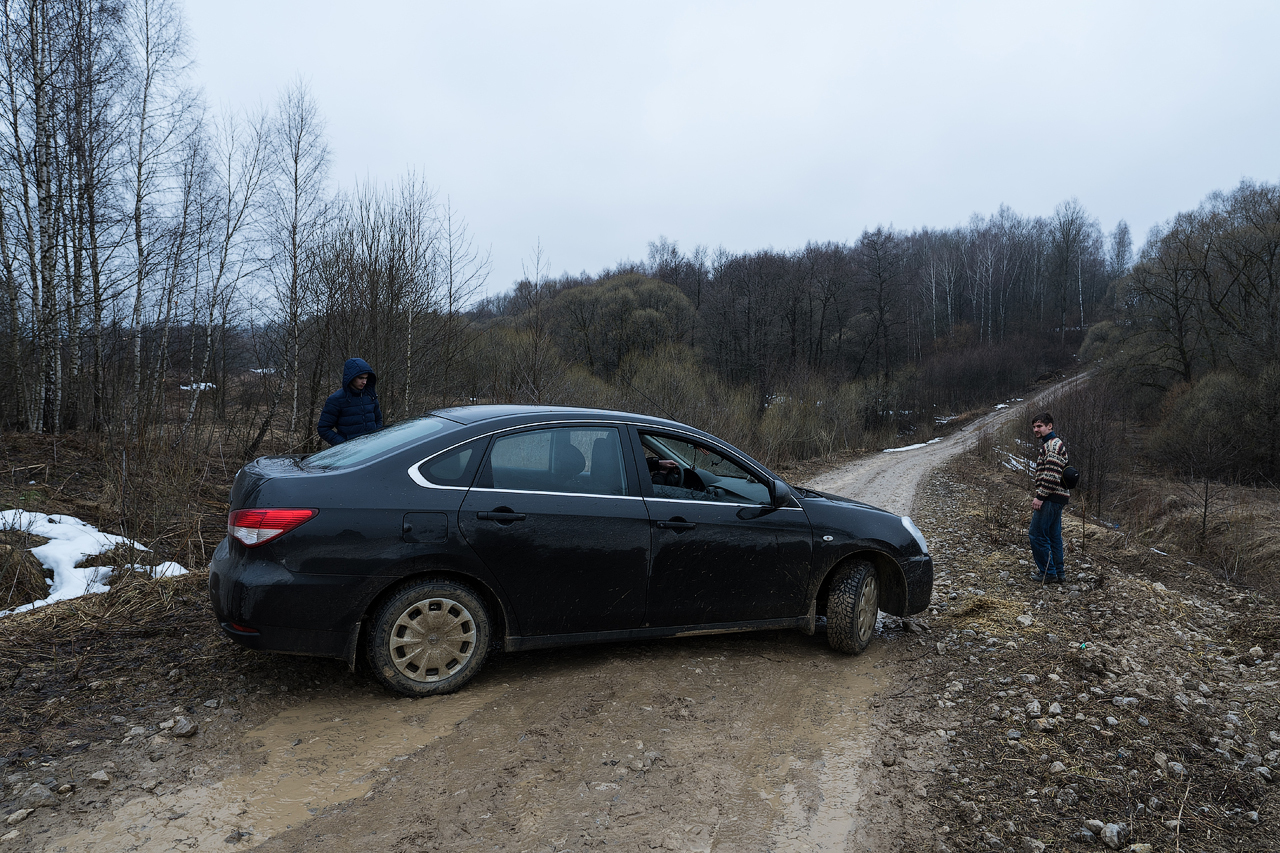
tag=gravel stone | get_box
[171,717,199,738]
[1100,822,1126,849]
[17,783,55,810]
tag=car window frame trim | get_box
[643,495,807,511]
[409,418,640,493]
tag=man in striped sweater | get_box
[1029,412,1070,584]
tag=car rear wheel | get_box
[826,560,878,654]
[368,580,491,696]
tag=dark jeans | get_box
[1029,500,1065,579]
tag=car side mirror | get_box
[771,479,793,508]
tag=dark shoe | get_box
[1029,572,1049,584]
[1046,575,1065,584]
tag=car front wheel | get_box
[826,560,878,654]
[368,579,492,696]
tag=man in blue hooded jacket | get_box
[317,357,383,445]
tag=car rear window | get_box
[306,417,453,470]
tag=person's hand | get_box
[1031,497,1043,511]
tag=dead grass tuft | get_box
[0,539,48,610]
[1226,615,1280,655]
[945,595,1023,633]
[75,542,163,571]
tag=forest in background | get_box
[0,0,1277,591]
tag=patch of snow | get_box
[0,511,187,617]
[179,382,216,391]
[994,404,1009,409]
[124,561,188,579]
[1150,548,1169,556]
[249,367,276,374]
[883,438,943,453]
[1000,451,1030,472]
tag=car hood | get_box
[794,486,892,515]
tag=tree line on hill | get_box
[1084,178,1280,485]
[462,203,1118,460]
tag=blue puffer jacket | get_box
[317,357,383,445]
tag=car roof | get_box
[429,404,703,435]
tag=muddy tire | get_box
[826,560,878,655]
[368,579,491,697]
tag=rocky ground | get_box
[909,457,1279,852]
[0,442,1276,851]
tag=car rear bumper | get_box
[208,537,366,660]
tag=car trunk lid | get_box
[230,456,311,510]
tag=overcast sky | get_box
[185,1,1280,294]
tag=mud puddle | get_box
[761,646,883,851]
[44,682,505,852]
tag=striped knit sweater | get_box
[1034,433,1070,504]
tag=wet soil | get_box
[2,384,1277,852]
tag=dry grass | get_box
[0,568,201,637]
[1226,615,1280,656]
[1,432,233,579]
[0,530,49,611]
[75,542,164,571]
[946,595,1024,633]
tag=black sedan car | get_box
[210,406,933,696]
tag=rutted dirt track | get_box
[5,378,1277,852]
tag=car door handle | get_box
[655,520,697,530]
[477,511,527,522]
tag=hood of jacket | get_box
[342,357,377,394]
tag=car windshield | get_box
[306,417,453,470]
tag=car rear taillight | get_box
[229,508,317,547]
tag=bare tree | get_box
[122,0,194,434]
[1047,198,1098,342]
[269,78,330,437]
[174,106,268,445]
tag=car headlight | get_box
[901,516,929,556]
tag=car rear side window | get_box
[478,427,630,496]
[418,437,488,487]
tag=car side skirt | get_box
[504,616,811,652]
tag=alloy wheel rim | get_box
[389,596,476,682]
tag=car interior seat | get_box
[551,444,587,490]
[589,437,625,495]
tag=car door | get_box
[457,424,650,637]
[634,430,813,627]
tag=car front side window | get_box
[639,432,770,506]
